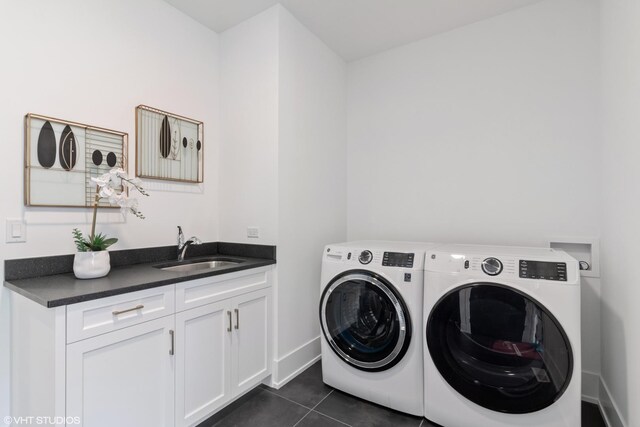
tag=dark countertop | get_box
[4,242,276,308]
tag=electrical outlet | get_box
[247,227,260,239]
[6,219,26,243]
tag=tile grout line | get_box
[310,389,334,411]
[292,390,334,427]
[261,387,315,411]
[306,390,354,427]
[261,386,351,426]
[293,389,354,427]
[419,418,424,427]
[291,412,311,427]
[308,409,352,427]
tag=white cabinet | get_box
[175,300,231,427]
[10,265,274,427]
[175,288,272,427]
[66,285,175,343]
[66,316,175,427]
[232,288,271,397]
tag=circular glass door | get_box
[320,270,411,372]
[426,283,573,414]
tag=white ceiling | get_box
[164,0,544,61]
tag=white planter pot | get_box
[73,251,111,279]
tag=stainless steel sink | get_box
[154,257,244,273]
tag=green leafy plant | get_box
[73,228,118,252]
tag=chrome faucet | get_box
[177,226,202,261]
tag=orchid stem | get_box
[90,185,100,240]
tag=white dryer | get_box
[423,244,581,427]
[320,241,439,416]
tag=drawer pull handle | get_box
[234,308,239,330]
[112,304,144,316]
[227,311,232,332]
[169,330,175,356]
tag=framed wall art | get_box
[135,105,204,183]
[24,113,128,208]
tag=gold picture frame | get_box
[135,105,204,183]
[24,113,128,208]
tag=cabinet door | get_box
[175,300,231,427]
[66,316,175,427]
[231,288,271,396]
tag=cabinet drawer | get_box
[67,285,175,343]
[176,267,271,312]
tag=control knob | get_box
[358,250,373,265]
[481,257,503,276]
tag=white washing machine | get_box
[320,241,439,416]
[423,244,581,427]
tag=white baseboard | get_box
[269,336,321,389]
[599,377,626,427]
[581,370,600,403]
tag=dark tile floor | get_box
[201,361,607,427]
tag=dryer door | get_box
[320,270,411,372]
[426,283,573,414]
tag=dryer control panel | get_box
[519,260,567,281]
[382,252,414,268]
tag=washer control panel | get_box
[358,250,373,265]
[326,246,423,269]
[519,260,567,281]
[382,252,415,268]
[481,257,503,276]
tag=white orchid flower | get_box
[109,174,122,187]
[108,193,125,206]
[120,198,138,216]
[98,186,114,198]
[91,174,111,187]
[90,169,148,220]
[81,169,148,251]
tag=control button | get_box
[481,257,503,276]
[359,250,373,265]
[464,260,470,269]
[404,273,411,282]
[347,252,351,260]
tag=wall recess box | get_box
[547,236,599,278]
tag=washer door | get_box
[426,283,573,414]
[320,270,411,372]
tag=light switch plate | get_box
[6,219,26,243]
[247,227,260,238]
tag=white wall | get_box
[219,6,280,245]
[0,0,220,420]
[219,5,348,383]
[600,1,640,426]
[347,0,602,386]
[277,6,347,380]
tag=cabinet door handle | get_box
[234,308,239,330]
[112,304,144,316]
[169,330,175,356]
[227,311,232,332]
